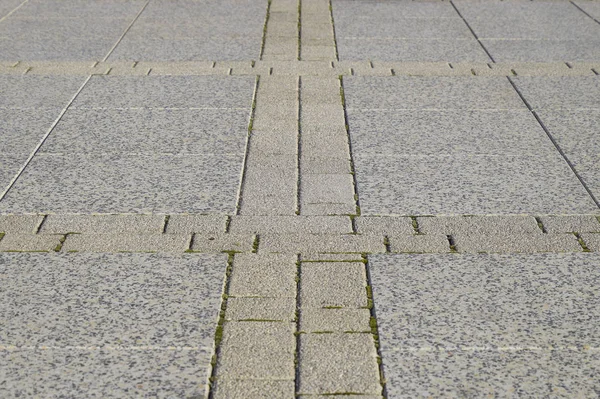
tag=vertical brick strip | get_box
[300,0,337,61]
[262,0,300,61]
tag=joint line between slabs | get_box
[570,0,600,25]
[507,76,600,210]
[0,0,29,23]
[329,0,340,62]
[339,76,362,216]
[0,75,92,202]
[450,0,495,63]
[297,76,302,215]
[294,254,302,395]
[102,0,150,62]
[259,0,272,60]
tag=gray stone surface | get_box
[71,76,255,109]
[0,252,226,397]
[353,153,599,215]
[40,108,250,154]
[191,234,255,253]
[575,1,600,20]
[355,217,414,235]
[301,203,358,216]
[9,0,145,19]
[418,216,541,235]
[453,233,582,253]
[298,333,381,394]
[481,39,600,63]
[333,0,459,19]
[343,77,525,110]
[61,233,191,252]
[41,214,165,234]
[0,215,44,234]
[165,214,226,234]
[512,76,600,110]
[0,75,84,109]
[260,233,385,253]
[301,174,355,206]
[229,216,352,234]
[225,297,296,322]
[346,110,557,157]
[228,253,297,297]
[389,234,451,254]
[300,262,367,308]
[300,308,371,332]
[0,153,244,213]
[0,155,24,195]
[217,321,296,379]
[336,38,491,63]
[539,215,600,234]
[0,233,62,252]
[581,233,600,252]
[0,109,61,156]
[335,18,474,40]
[213,379,295,399]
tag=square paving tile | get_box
[512,76,600,110]
[575,1,600,20]
[481,39,600,63]
[0,252,226,397]
[71,75,255,109]
[0,17,134,39]
[343,76,525,110]
[353,153,598,215]
[369,253,600,397]
[0,76,86,109]
[346,109,556,157]
[336,38,491,62]
[0,155,25,196]
[0,37,117,61]
[40,108,250,155]
[0,109,60,156]
[0,153,244,213]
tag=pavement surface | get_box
[1,0,600,397]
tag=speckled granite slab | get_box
[0,252,227,397]
[369,253,600,398]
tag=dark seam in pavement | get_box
[235,76,260,215]
[207,252,234,398]
[450,0,495,63]
[297,76,303,215]
[260,0,272,60]
[574,232,591,252]
[35,215,48,234]
[329,0,340,61]
[507,76,600,210]
[534,217,548,234]
[102,0,150,62]
[571,0,600,25]
[161,215,170,234]
[363,254,388,398]
[294,254,302,395]
[298,0,302,60]
[339,76,362,216]
[0,75,92,202]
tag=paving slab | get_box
[369,253,600,397]
[512,76,600,110]
[300,262,368,308]
[0,109,62,156]
[480,39,600,63]
[0,75,85,109]
[0,252,226,397]
[0,153,244,214]
[353,153,599,216]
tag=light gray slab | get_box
[0,252,225,397]
[140,0,266,21]
[0,17,134,39]
[381,348,600,398]
[336,38,491,63]
[0,76,85,109]
[0,153,243,214]
[575,1,600,20]
[124,18,263,38]
[10,0,146,19]
[108,37,261,62]
[0,154,25,194]
[454,1,586,21]
[346,109,555,156]
[481,39,600,63]
[343,76,525,110]
[0,109,61,156]
[334,18,474,39]
[40,108,249,155]
[71,76,255,109]
[513,76,600,110]
[332,0,460,19]
[353,153,599,215]
[0,37,116,61]
[0,0,26,18]
[369,253,600,397]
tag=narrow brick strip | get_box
[300,0,336,61]
[262,0,299,61]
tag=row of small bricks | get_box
[1,214,600,253]
[1,61,599,77]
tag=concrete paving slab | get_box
[62,233,191,252]
[300,308,371,332]
[336,38,491,63]
[0,233,62,252]
[191,234,255,253]
[213,379,295,399]
[0,0,26,18]
[40,108,250,155]
[0,109,61,156]
[453,233,582,253]
[418,216,541,235]
[355,217,414,235]
[165,215,226,234]
[0,37,116,61]
[71,75,255,109]
[228,253,297,298]
[512,76,600,110]
[0,252,225,397]
[41,214,165,234]
[298,333,381,395]
[353,153,599,215]
[346,109,556,157]
[332,0,460,20]
[343,76,525,110]
[581,233,600,252]
[0,153,243,214]
[0,215,44,234]
[481,39,600,63]
[539,215,600,234]
[300,262,367,308]
[10,0,146,19]
[389,234,451,254]
[260,233,385,253]
[575,1,600,20]
[225,297,296,322]
[229,216,352,234]
[334,18,474,40]
[0,17,134,40]
[0,155,26,195]
[0,75,84,109]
